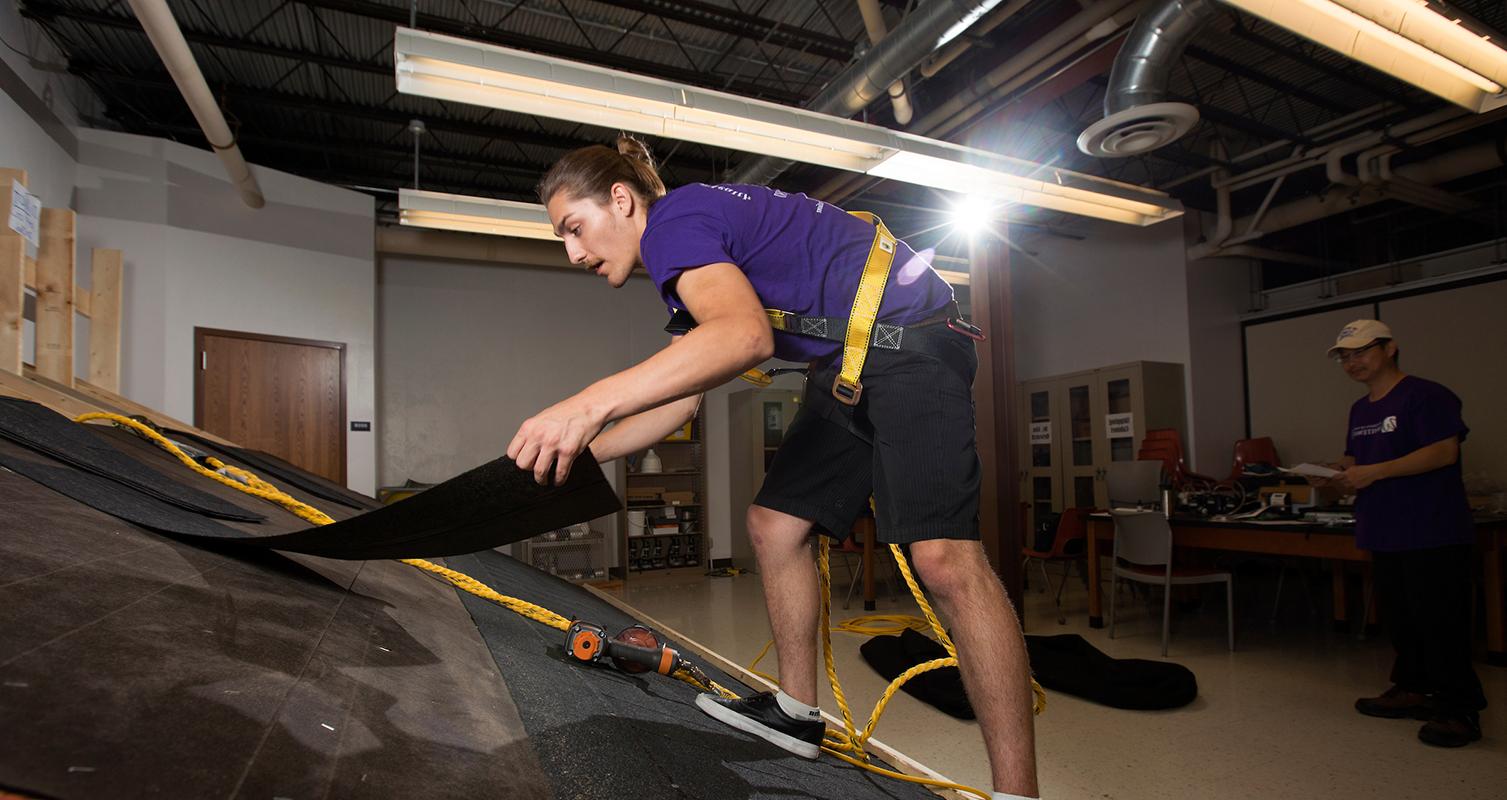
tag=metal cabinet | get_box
[1018,361,1186,532]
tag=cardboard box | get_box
[663,490,696,505]
[627,486,665,502]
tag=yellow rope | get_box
[75,410,1032,796]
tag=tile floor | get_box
[602,558,1505,799]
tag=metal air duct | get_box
[1077,0,1218,157]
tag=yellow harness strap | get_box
[742,212,897,402]
[831,211,897,405]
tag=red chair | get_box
[1021,507,1095,623]
[1138,428,1218,489]
[1229,437,1281,480]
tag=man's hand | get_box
[1340,463,1384,491]
[507,397,608,486]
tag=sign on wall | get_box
[7,180,40,248]
[1029,421,1051,445]
[1105,412,1134,440]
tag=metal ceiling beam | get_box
[1226,22,1425,111]
[1183,44,1351,115]
[288,0,811,105]
[597,0,855,62]
[70,63,723,173]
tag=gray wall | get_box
[377,253,803,563]
[1185,256,1256,477]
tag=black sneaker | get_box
[1418,713,1482,748]
[695,692,824,759]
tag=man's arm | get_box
[1341,437,1459,491]
[591,393,702,463]
[508,263,771,484]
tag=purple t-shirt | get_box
[639,183,955,363]
[1344,376,1473,552]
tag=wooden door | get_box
[194,327,346,484]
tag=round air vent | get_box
[1076,102,1200,158]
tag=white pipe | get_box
[1189,137,1507,259]
[127,0,264,209]
[918,0,1034,78]
[856,0,913,125]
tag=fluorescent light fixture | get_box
[394,28,1182,226]
[398,188,557,239]
[1223,0,1507,112]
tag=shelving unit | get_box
[516,523,609,583]
[619,407,707,579]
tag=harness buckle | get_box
[832,375,863,406]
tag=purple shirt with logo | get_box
[1344,376,1473,551]
[639,183,954,363]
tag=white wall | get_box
[1012,219,1193,381]
[73,129,378,495]
[1185,256,1256,475]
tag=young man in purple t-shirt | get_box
[1321,319,1485,747]
[510,138,1039,800]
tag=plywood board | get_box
[34,208,75,385]
[88,248,122,390]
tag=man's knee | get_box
[909,539,994,601]
[747,505,812,554]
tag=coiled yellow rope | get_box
[75,411,1039,798]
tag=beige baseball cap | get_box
[1326,319,1393,358]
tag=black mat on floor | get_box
[0,400,621,560]
[169,428,382,512]
[447,550,933,800]
[861,629,1198,714]
[0,397,263,521]
[0,469,552,800]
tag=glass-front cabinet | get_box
[1017,361,1186,516]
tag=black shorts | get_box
[753,328,981,545]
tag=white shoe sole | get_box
[694,694,822,759]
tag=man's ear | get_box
[610,182,637,217]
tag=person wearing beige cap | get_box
[1318,320,1485,747]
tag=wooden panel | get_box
[1245,305,1371,466]
[72,376,237,446]
[970,235,1022,601]
[0,367,104,418]
[0,169,24,374]
[34,208,75,385]
[196,328,346,483]
[88,248,123,391]
[1381,280,1507,486]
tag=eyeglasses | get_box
[1333,342,1382,364]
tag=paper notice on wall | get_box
[1105,412,1134,439]
[1029,421,1051,445]
[7,180,40,248]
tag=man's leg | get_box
[909,538,1038,798]
[747,503,821,704]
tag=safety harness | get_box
[665,211,984,404]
